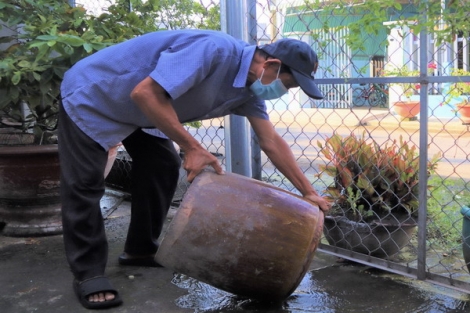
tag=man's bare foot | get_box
[88,292,115,302]
[73,276,122,309]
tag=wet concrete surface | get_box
[1,191,470,313]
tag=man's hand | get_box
[303,193,332,213]
[183,146,224,182]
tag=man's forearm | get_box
[264,136,319,197]
[131,77,201,151]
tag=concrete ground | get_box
[1,108,470,313]
[1,190,470,313]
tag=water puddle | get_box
[171,266,470,313]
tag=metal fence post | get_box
[247,1,262,181]
[221,0,253,176]
[417,4,430,281]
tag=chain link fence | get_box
[76,0,470,294]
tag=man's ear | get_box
[263,58,282,69]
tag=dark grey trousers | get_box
[58,105,181,281]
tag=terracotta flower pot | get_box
[456,103,470,125]
[156,170,324,300]
[393,101,420,120]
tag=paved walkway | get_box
[269,107,470,134]
[1,189,470,313]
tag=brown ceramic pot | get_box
[156,170,324,300]
[0,144,62,236]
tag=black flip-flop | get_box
[118,253,163,267]
[73,276,123,310]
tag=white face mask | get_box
[249,67,288,100]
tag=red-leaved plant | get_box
[316,132,440,222]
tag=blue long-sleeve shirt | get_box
[61,30,268,150]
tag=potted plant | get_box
[0,0,148,236]
[316,132,440,258]
[0,0,219,236]
[461,205,470,273]
[383,65,421,120]
[441,68,470,125]
[460,205,470,272]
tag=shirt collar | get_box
[233,45,256,88]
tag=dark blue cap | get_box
[260,39,323,99]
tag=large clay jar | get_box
[156,170,324,300]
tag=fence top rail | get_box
[316,76,470,85]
